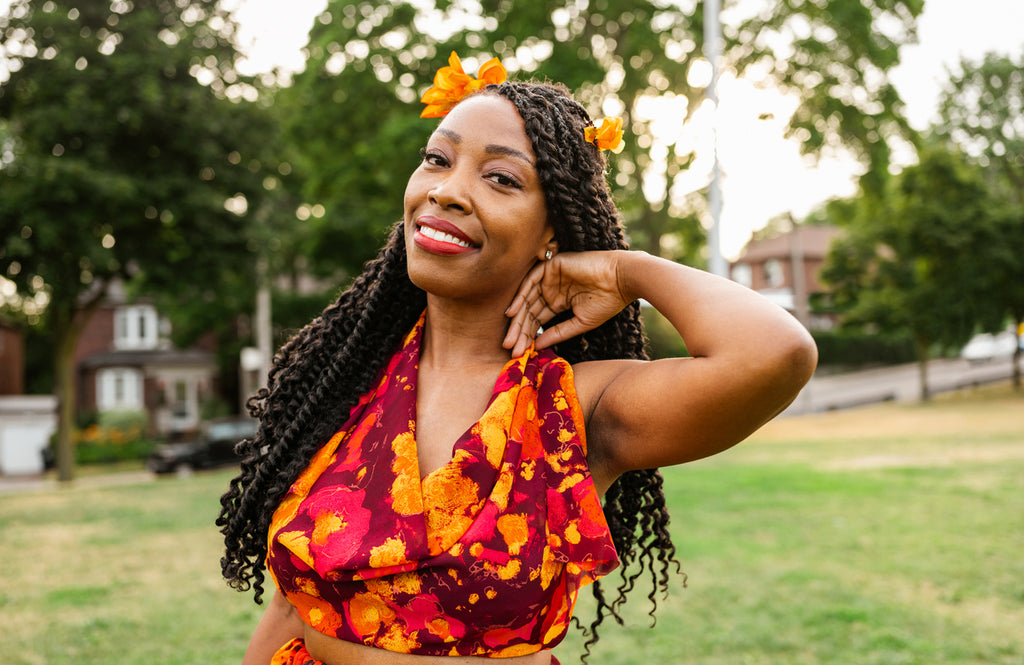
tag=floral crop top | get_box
[266,315,619,657]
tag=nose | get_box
[428,167,473,213]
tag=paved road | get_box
[785,355,1019,416]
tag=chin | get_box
[406,260,460,299]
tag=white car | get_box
[960,330,1022,363]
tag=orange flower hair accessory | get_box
[584,117,625,153]
[420,51,508,118]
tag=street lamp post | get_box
[704,0,727,278]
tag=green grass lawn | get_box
[2,385,1022,664]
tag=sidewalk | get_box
[785,355,1018,416]
[0,469,155,495]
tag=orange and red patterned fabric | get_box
[267,314,618,658]
[269,638,319,665]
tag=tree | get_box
[732,0,924,197]
[0,0,274,481]
[821,146,1000,400]
[273,0,924,279]
[935,51,1024,389]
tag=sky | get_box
[5,0,1024,259]
[225,0,1024,258]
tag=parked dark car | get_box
[147,416,257,474]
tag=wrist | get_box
[613,250,655,304]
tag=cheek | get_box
[403,168,429,213]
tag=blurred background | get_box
[1,3,1023,665]
[0,0,1021,481]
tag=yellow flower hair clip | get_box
[420,51,508,118]
[585,117,625,153]
[585,117,622,152]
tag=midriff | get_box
[304,627,554,665]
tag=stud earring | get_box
[544,249,553,261]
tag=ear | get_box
[538,228,558,261]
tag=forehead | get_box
[433,95,534,157]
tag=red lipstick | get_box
[414,216,478,255]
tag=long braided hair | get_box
[217,80,680,656]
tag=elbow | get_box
[776,325,818,394]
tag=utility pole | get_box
[788,213,808,327]
[255,256,272,387]
[704,0,727,277]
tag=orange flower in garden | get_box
[420,51,508,118]
[584,117,624,152]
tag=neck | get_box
[420,296,516,371]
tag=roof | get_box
[79,348,214,370]
[734,225,841,264]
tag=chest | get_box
[414,365,500,478]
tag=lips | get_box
[414,216,478,255]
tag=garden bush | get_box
[812,329,917,367]
[72,410,157,465]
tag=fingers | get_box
[504,295,557,356]
[503,263,562,356]
[502,251,627,356]
[534,316,590,350]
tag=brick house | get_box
[0,320,56,475]
[729,225,841,330]
[74,281,218,437]
[0,321,24,396]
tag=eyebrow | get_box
[433,128,534,165]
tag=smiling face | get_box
[403,94,554,305]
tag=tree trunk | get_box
[51,299,99,483]
[53,319,78,483]
[916,333,931,402]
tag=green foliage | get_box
[74,436,157,466]
[821,145,1000,356]
[52,410,156,465]
[0,0,278,478]
[641,305,690,359]
[270,285,340,346]
[935,50,1024,374]
[276,0,923,276]
[811,329,916,367]
[731,0,925,197]
[0,0,269,308]
[21,315,55,393]
[95,409,149,432]
[936,51,1024,206]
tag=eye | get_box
[419,147,449,168]
[485,171,523,189]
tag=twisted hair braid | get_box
[217,225,425,601]
[490,82,682,657]
[217,79,680,657]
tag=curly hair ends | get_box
[217,78,681,658]
[217,223,426,601]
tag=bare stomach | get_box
[304,627,554,665]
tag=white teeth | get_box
[420,225,471,248]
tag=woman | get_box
[218,54,817,665]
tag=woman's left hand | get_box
[503,250,632,357]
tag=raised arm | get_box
[504,250,817,488]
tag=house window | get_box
[764,259,785,288]
[731,264,752,288]
[113,305,158,350]
[172,380,189,418]
[96,368,144,411]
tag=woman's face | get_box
[403,94,553,305]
